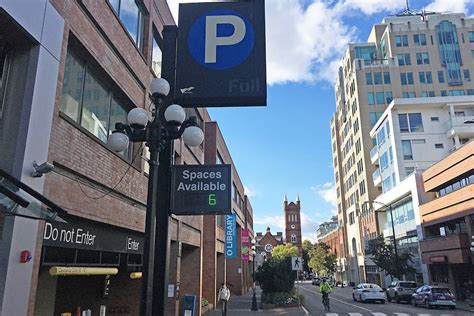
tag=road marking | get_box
[301,303,310,315]
[371,313,387,316]
[325,313,338,316]
[348,313,363,316]
[394,313,410,316]
[299,286,372,312]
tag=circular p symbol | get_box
[188,10,255,70]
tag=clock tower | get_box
[284,194,303,256]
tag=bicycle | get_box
[322,292,330,311]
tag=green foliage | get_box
[271,244,298,260]
[255,256,296,293]
[308,242,337,276]
[261,288,304,306]
[302,240,313,272]
[201,298,209,307]
[371,236,415,279]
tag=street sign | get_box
[292,256,303,271]
[175,0,266,107]
[225,214,237,258]
[171,164,232,215]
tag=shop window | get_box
[60,47,132,159]
[109,0,145,51]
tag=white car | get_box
[352,283,386,304]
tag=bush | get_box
[255,256,296,293]
[201,298,209,307]
[261,288,304,306]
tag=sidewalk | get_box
[204,287,307,315]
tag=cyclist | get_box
[320,278,332,311]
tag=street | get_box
[298,282,472,316]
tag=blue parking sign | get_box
[175,0,266,107]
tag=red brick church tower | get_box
[284,194,303,256]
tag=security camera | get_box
[31,161,54,178]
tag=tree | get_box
[308,242,336,276]
[302,240,313,273]
[255,256,296,293]
[371,236,415,279]
[271,244,298,260]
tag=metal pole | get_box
[251,253,258,310]
[152,25,178,316]
[389,204,400,280]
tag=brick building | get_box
[0,0,254,315]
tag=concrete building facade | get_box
[331,10,474,285]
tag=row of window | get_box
[400,69,471,85]
[395,31,474,48]
[386,199,415,227]
[397,52,430,65]
[435,172,474,198]
[365,72,391,85]
[288,214,298,223]
[401,89,474,98]
[368,91,393,105]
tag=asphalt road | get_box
[298,282,472,316]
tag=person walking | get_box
[218,283,231,316]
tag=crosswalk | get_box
[320,313,456,316]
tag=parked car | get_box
[352,283,386,304]
[312,277,321,286]
[411,285,456,310]
[387,281,417,303]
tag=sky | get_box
[168,0,474,242]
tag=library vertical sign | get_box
[171,164,232,215]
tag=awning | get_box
[0,168,68,222]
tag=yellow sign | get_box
[49,266,118,276]
[130,272,142,279]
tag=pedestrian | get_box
[218,283,231,316]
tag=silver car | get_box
[352,283,386,304]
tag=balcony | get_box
[445,115,474,139]
[372,168,381,186]
[420,233,471,264]
[370,146,379,163]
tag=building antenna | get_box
[406,0,410,11]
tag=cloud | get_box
[300,212,319,243]
[244,186,257,197]
[339,0,405,15]
[311,182,337,207]
[426,0,474,13]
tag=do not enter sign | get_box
[171,165,232,215]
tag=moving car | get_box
[387,281,417,303]
[312,277,321,286]
[352,283,386,304]
[411,285,456,310]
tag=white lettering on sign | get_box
[127,238,140,251]
[44,222,97,247]
[182,170,222,180]
[205,15,246,63]
[177,181,226,192]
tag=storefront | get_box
[34,216,144,315]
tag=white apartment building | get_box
[369,96,474,285]
[331,10,474,286]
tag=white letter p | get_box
[205,15,246,64]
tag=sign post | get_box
[292,256,303,310]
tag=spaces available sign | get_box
[171,164,231,215]
[225,214,237,259]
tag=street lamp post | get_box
[363,201,400,280]
[251,239,258,311]
[108,75,204,316]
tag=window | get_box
[435,143,444,149]
[291,234,297,243]
[383,72,391,84]
[419,72,432,84]
[448,89,465,96]
[398,113,423,132]
[414,33,427,46]
[397,53,411,66]
[436,21,462,85]
[431,116,439,122]
[349,212,355,225]
[359,180,366,195]
[109,0,145,50]
[402,140,413,160]
[438,71,445,83]
[395,35,408,47]
[400,72,414,85]
[421,91,435,97]
[151,31,162,77]
[416,52,430,64]
[463,69,471,81]
[382,176,392,193]
[374,72,382,84]
[380,152,388,170]
[366,73,373,85]
[412,139,426,144]
[376,92,384,105]
[405,167,415,177]
[402,92,416,98]
[370,112,377,126]
[469,31,474,43]
[368,92,375,105]
[385,91,393,104]
[0,47,10,120]
[468,89,474,95]
[60,49,132,157]
[376,126,385,146]
[441,90,447,96]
